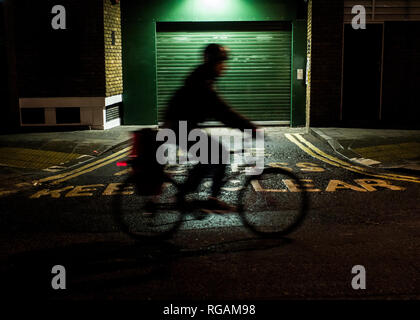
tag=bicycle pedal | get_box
[213,209,233,214]
[195,210,210,220]
[199,208,233,215]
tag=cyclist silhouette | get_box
[162,43,258,210]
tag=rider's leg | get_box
[210,163,227,198]
[179,162,212,196]
[177,132,229,201]
[180,132,211,196]
[209,136,229,198]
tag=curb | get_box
[46,138,133,172]
[95,138,133,157]
[309,128,420,175]
[0,138,134,197]
[309,128,361,160]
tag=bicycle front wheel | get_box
[238,167,309,237]
[113,176,183,240]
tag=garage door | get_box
[156,23,292,123]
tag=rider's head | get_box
[204,43,229,76]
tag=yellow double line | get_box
[285,133,420,184]
[33,146,131,186]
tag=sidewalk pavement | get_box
[310,128,420,173]
[0,126,148,188]
[0,126,419,187]
[0,126,306,193]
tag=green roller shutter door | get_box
[156,29,292,123]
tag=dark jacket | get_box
[163,63,257,133]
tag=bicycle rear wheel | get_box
[238,167,309,237]
[113,176,183,239]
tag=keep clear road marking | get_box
[285,133,420,184]
[29,177,407,199]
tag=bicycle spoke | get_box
[113,177,183,239]
[239,168,309,236]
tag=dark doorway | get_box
[381,22,420,129]
[0,3,8,121]
[342,24,383,127]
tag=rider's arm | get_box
[207,90,258,132]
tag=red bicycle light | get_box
[116,161,128,167]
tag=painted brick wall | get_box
[15,0,105,97]
[104,0,123,97]
[309,0,344,126]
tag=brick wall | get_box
[306,0,312,128]
[0,2,10,130]
[104,0,123,97]
[15,0,105,97]
[309,0,344,126]
[0,3,7,104]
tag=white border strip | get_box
[104,118,121,130]
[105,94,123,106]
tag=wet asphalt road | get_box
[0,130,419,301]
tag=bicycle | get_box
[112,129,309,240]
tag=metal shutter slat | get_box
[156,29,292,122]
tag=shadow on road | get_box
[1,235,293,300]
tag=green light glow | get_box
[171,0,252,21]
[201,0,227,11]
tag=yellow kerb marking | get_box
[296,162,325,172]
[285,134,420,184]
[50,151,130,185]
[114,168,131,176]
[293,134,420,182]
[34,147,131,185]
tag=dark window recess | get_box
[21,108,45,124]
[111,31,116,45]
[297,1,308,20]
[56,107,81,124]
[106,104,120,122]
